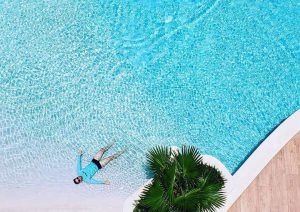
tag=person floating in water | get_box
[73,141,126,185]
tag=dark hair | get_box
[73,177,80,184]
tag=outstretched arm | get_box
[76,150,83,175]
[87,178,110,185]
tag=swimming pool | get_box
[0,0,299,210]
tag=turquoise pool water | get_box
[0,0,300,204]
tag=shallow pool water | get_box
[0,0,300,206]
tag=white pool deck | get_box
[123,109,300,212]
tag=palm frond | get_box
[159,161,177,203]
[176,145,203,180]
[146,146,171,176]
[174,188,203,212]
[197,183,226,211]
[135,179,170,212]
[135,145,227,212]
[198,163,226,190]
[174,183,226,212]
[196,164,226,211]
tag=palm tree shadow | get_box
[142,163,154,179]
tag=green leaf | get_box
[198,163,226,190]
[135,145,226,212]
[174,188,203,211]
[159,160,177,203]
[197,183,226,211]
[176,146,203,180]
[135,179,170,212]
[146,146,171,177]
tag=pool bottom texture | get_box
[0,0,299,207]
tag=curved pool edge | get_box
[225,108,300,210]
[123,109,300,212]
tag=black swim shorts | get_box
[92,158,102,169]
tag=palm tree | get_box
[134,146,226,212]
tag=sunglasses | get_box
[74,177,81,184]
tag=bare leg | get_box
[93,140,115,161]
[100,149,126,168]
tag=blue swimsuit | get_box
[77,155,105,184]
